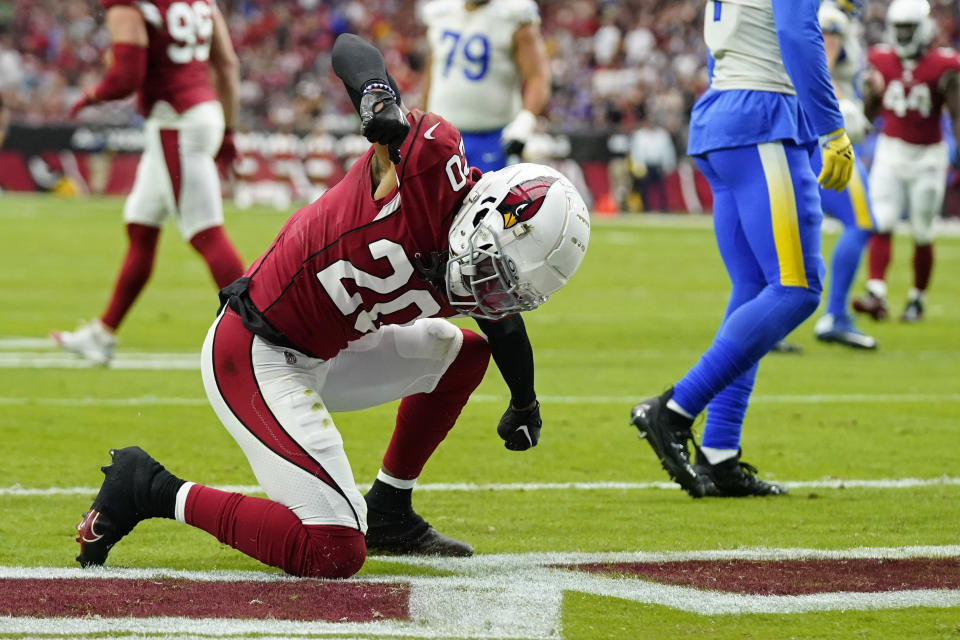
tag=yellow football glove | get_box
[817,128,855,192]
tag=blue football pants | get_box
[461,130,506,173]
[673,141,825,449]
[814,155,876,319]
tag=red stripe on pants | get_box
[159,129,181,208]
[210,310,346,501]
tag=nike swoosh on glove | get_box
[818,128,855,192]
[497,401,542,451]
[359,89,409,165]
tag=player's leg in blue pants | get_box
[461,130,506,173]
[673,142,824,457]
[811,155,877,349]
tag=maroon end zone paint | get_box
[557,558,960,596]
[0,578,411,621]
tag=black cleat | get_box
[630,389,704,498]
[365,505,473,557]
[363,479,473,557]
[900,298,924,323]
[694,450,787,497]
[76,446,174,567]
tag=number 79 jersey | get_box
[421,0,539,131]
[102,0,217,115]
[869,44,960,145]
[243,111,481,361]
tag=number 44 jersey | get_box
[103,0,218,115]
[242,111,482,361]
[869,43,960,145]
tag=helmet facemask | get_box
[446,221,546,320]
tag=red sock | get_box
[189,226,245,289]
[867,233,892,281]
[183,484,365,578]
[913,243,933,291]
[100,223,160,331]
[383,330,491,478]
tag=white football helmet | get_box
[445,163,590,320]
[886,0,934,59]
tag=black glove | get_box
[497,401,541,451]
[359,89,409,165]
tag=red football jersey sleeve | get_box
[101,0,217,114]
[870,45,960,145]
[243,111,481,360]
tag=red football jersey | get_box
[244,111,482,360]
[869,44,960,145]
[102,0,218,114]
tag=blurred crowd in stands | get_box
[1,0,959,209]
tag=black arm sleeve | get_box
[475,314,536,408]
[331,33,402,113]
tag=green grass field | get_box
[1,193,959,639]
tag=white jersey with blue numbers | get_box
[817,2,863,103]
[705,0,795,94]
[422,0,539,132]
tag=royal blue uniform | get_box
[674,0,844,451]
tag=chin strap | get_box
[413,250,448,290]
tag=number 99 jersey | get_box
[421,0,539,132]
[102,0,217,115]
[240,110,482,361]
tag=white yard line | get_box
[0,352,200,370]
[3,476,959,497]
[0,338,59,349]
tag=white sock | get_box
[666,398,694,419]
[174,481,196,524]
[377,469,417,490]
[866,279,887,299]
[700,447,738,465]
[907,288,924,302]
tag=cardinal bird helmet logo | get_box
[497,176,558,229]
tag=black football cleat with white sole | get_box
[630,388,705,498]
[694,450,787,497]
[76,446,179,567]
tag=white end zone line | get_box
[3,476,960,497]
[1,545,959,639]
